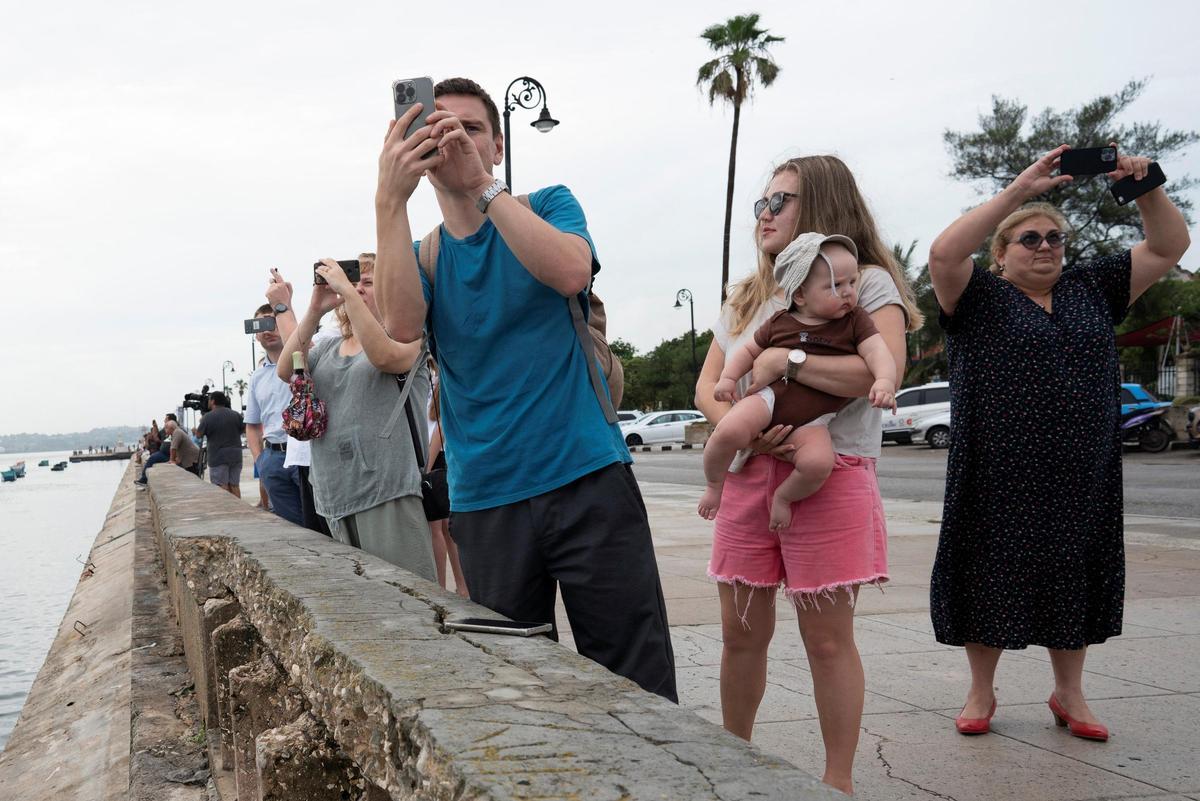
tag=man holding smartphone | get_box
[374,77,676,702]
[245,272,304,526]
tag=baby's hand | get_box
[713,377,737,403]
[869,378,896,411]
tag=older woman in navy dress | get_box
[927,145,1190,741]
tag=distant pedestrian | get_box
[278,255,436,580]
[928,145,1191,742]
[195,391,244,497]
[694,155,920,795]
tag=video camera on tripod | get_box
[182,385,211,412]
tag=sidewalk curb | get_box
[628,443,704,453]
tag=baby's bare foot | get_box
[769,494,793,531]
[698,485,723,520]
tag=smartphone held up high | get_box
[1110,162,1167,206]
[1059,146,1118,177]
[313,260,362,285]
[392,76,436,140]
[244,317,277,334]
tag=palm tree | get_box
[232,378,249,412]
[697,13,784,302]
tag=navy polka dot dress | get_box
[930,252,1131,650]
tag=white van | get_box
[881,382,950,445]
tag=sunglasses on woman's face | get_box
[754,191,799,220]
[1014,231,1068,250]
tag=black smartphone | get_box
[1059,146,1118,177]
[443,618,553,637]
[313,260,361,285]
[1110,162,1166,206]
[244,317,276,334]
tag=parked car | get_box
[622,410,706,445]
[881,382,950,444]
[617,410,645,425]
[911,410,952,449]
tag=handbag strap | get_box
[395,344,428,471]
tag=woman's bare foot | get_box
[822,774,853,795]
[698,484,723,519]
[769,494,793,530]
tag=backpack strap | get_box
[417,226,440,286]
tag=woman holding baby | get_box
[694,155,920,795]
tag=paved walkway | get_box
[241,455,1200,800]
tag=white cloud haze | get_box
[2,0,1198,433]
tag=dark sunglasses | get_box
[754,191,798,219]
[1013,231,1068,250]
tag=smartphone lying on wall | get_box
[444,618,553,637]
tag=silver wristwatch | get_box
[475,178,510,214]
[784,348,807,383]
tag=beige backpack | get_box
[416,194,624,420]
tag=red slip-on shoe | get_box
[1048,694,1109,742]
[955,699,997,735]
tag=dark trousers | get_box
[139,450,168,482]
[255,449,303,526]
[450,463,677,702]
[298,466,332,537]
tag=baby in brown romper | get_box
[699,233,898,530]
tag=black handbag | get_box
[396,365,450,522]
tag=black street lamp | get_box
[502,76,559,190]
[221,360,235,395]
[674,289,697,381]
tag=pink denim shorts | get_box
[708,453,889,605]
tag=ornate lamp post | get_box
[502,76,559,190]
[221,360,235,394]
[674,289,697,382]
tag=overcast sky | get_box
[3,0,1198,434]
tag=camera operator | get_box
[277,254,436,580]
[195,391,244,497]
[245,272,304,525]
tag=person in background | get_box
[165,418,201,476]
[195,391,244,497]
[137,413,176,485]
[927,145,1190,741]
[278,255,435,580]
[246,272,304,525]
[426,361,468,596]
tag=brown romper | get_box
[751,306,880,430]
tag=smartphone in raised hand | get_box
[1059,146,1118,177]
[313,260,361,285]
[392,77,436,140]
[1110,162,1166,206]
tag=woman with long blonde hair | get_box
[696,155,920,795]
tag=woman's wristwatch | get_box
[783,348,807,383]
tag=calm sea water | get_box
[0,450,127,750]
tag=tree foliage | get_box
[944,78,1198,267]
[620,331,714,411]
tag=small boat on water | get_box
[1,469,16,482]
[51,461,67,472]
[38,460,50,467]
[11,462,26,478]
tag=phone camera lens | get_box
[1102,151,1116,161]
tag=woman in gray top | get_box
[278,254,436,582]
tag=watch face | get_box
[273,303,288,313]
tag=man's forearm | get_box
[375,206,426,341]
[246,425,264,460]
[485,192,591,296]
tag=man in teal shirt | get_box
[375,77,675,701]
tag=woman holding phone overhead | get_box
[927,145,1190,741]
[695,155,920,795]
[277,253,437,582]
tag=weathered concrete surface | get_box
[0,463,136,801]
[149,463,839,800]
[229,652,306,798]
[128,486,209,801]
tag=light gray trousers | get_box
[328,496,436,582]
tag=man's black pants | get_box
[450,463,677,702]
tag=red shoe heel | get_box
[1048,695,1108,741]
[955,698,996,735]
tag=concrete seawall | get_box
[0,462,837,800]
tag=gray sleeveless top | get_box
[307,336,429,520]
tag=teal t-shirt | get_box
[416,184,630,512]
